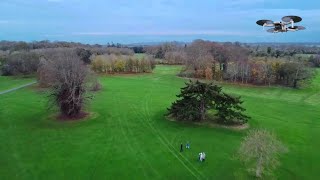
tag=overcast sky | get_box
[0,0,320,44]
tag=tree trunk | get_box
[212,62,216,80]
[293,67,300,88]
[293,79,298,88]
[223,63,227,73]
[200,100,206,121]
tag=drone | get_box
[256,15,306,33]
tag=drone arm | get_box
[290,19,294,28]
[264,24,275,27]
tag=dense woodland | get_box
[145,40,319,88]
[1,40,319,88]
[91,54,156,74]
[0,41,153,76]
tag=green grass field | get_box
[134,53,147,59]
[0,65,319,179]
[0,76,35,92]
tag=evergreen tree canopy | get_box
[215,92,249,125]
[167,80,249,125]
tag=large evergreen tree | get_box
[167,80,249,125]
[167,80,221,121]
[215,93,249,125]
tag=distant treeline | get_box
[0,40,144,53]
[0,40,98,51]
[144,40,318,88]
[1,40,320,54]
[0,45,149,76]
[1,40,319,88]
[91,54,156,74]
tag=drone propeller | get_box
[257,20,274,30]
[267,28,278,33]
[282,16,302,23]
[288,26,306,31]
[256,20,274,26]
[282,16,302,28]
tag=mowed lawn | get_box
[0,76,35,92]
[0,65,319,179]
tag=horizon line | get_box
[1,39,320,46]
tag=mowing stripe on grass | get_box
[147,74,207,179]
[134,103,201,180]
[127,82,204,179]
[0,82,36,95]
[142,89,206,179]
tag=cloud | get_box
[233,8,320,17]
[229,0,265,6]
[220,0,269,9]
[47,0,63,2]
[71,30,259,36]
[43,34,65,37]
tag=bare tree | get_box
[164,50,187,64]
[227,62,239,82]
[1,52,40,76]
[91,54,155,74]
[238,129,288,178]
[205,66,213,80]
[38,49,91,119]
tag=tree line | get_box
[0,47,137,76]
[91,54,156,74]
[248,44,320,56]
[0,40,143,55]
[145,40,316,88]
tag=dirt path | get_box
[0,82,36,95]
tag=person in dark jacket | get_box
[180,143,183,152]
[186,142,190,149]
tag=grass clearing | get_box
[0,65,319,179]
[134,53,146,59]
[0,76,35,92]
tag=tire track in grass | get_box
[89,118,116,179]
[0,81,36,95]
[114,95,160,179]
[130,102,184,177]
[142,93,207,180]
[89,95,129,179]
[112,95,149,178]
[121,112,162,179]
[130,103,201,180]
[148,71,206,178]
[145,74,207,179]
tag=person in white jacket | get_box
[199,152,203,162]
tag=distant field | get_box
[0,76,35,92]
[0,66,319,179]
[134,53,146,59]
